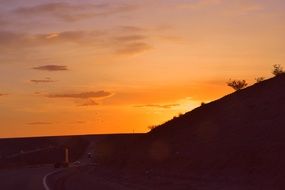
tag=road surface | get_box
[45,165,132,190]
[0,166,53,190]
[0,140,132,190]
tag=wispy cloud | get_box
[0,29,153,56]
[13,2,137,22]
[0,30,104,48]
[0,19,7,27]
[78,99,99,106]
[0,31,25,46]
[228,1,264,15]
[178,0,222,9]
[135,103,179,109]
[30,77,55,83]
[33,65,68,71]
[73,121,86,124]
[177,0,264,14]
[0,93,7,96]
[27,122,52,125]
[118,26,145,32]
[34,30,105,44]
[46,91,112,106]
[47,91,112,99]
[116,42,152,55]
[114,35,147,42]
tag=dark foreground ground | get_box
[0,166,52,190]
[1,164,281,190]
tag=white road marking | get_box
[42,169,63,190]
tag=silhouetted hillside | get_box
[94,74,285,189]
[150,74,285,136]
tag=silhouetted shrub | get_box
[227,79,248,91]
[201,102,206,106]
[172,113,183,120]
[148,125,158,131]
[272,64,284,76]
[255,77,265,83]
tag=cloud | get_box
[73,121,86,124]
[113,35,151,55]
[30,77,55,83]
[0,27,154,58]
[0,19,7,27]
[178,0,222,9]
[177,0,263,14]
[118,26,145,32]
[0,30,105,48]
[0,31,26,46]
[13,2,137,22]
[114,35,147,43]
[135,104,179,109]
[78,99,99,106]
[0,93,7,96]
[34,30,105,44]
[27,122,52,125]
[47,91,112,99]
[33,65,68,71]
[0,28,154,56]
[116,42,152,55]
[229,1,264,15]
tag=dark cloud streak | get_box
[0,28,153,56]
[116,42,152,55]
[114,35,147,42]
[30,78,55,83]
[27,122,52,125]
[135,104,179,109]
[118,26,145,32]
[14,2,138,22]
[33,65,68,71]
[78,99,99,106]
[47,91,112,99]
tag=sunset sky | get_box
[0,0,285,138]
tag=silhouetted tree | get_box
[255,77,265,83]
[272,64,284,76]
[227,79,248,91]
[148,125,158,131]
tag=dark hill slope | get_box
[145,74,285,171]
[152,74,285,137]
[96,74,285,189]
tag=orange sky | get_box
[0,0,285,138]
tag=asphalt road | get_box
[0,140,131,190]
[0,165,123,190]
[0,166,53,190]
[46,165,131,190]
